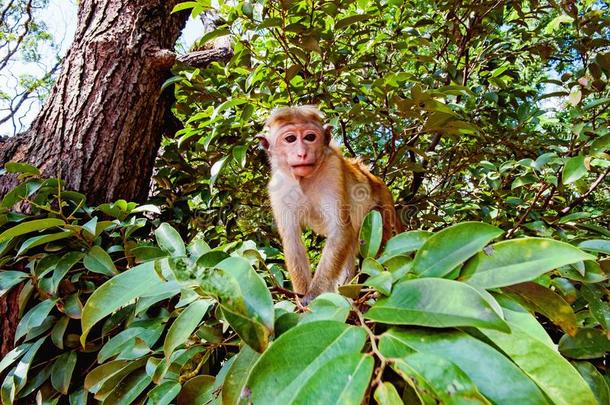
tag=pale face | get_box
[269,122,327,178]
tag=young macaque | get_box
[258,106,401,304]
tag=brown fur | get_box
[261,106,401,303]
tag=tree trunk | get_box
[0,0,188,204]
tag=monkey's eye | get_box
[285,135,297,143]
[304,132,317,142]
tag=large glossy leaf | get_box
[146,381,181,405]
[15,298,57,342]
[359,210,383,258]
[573,361,610,405]
[213,256,274,352]
[17,231,74,255]
[177,375,215,405]
[292,353,373,405]
[578,239,610,255]
[0,218,65,243]
[412,222,503,277]
[365,278,509,332]
[503,282,578,335]
[373,382,403,405]
[559,328,610,359]
[216,257,274,329]
[379,328,548,404]
[101,368,151,405]
[222,345,260,405]
[0,343,31,375]
[81,262,163,345]
[85,358,146,399]
[163,298,212,359]
[155,223,186,257]
[562,155,587,184]
[51,351,77,394]
[299,293,350,324]
[0,336,45,404]
[463,238,594,289]
[0,271,27,298]
[391,352,490,404]
[83,246,118,276]
[479,322,597,405]
[379,230,433,260]
[246,321,367,405]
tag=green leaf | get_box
[214,256,274,352]
[83,246,118,276]
[480,323,597,405]
[504,282,577,335]
[291,353,373,405]
[164,299,212,359]
[85,358,147,400]
[146,381,181,405]
[335,14,370,30]
[365,278,509,331]
[359,210,383,258]
[573,361,610,405]
[583,97,610,110]
[391,352,489,404]
[364,271,393,295]
[51,351,77,394]
[102,368,151,405]
[373,382,403,405]
[17,231,74,255]
[581,284,610,331]
[4,162,40,175]
[0,218,65,243]
[177,375,215,405]
[463,238,594,289]
[52,252,84,293]
[155,223,186,257]
[247,321,367,405]
[51,316,69,349]
[17,362,52,399]
[1,336,45,403]
[563,155,588,184]
[210,156,229,190]
[199,27,230,45]
[222,345,260,405]
[590,133,610,156]
[379,231,432,261]
[379,328,548,404]
[559,328,610,359]
[0,343,31,375]
[0,271,27,298]
[299,293,350,324]
[171,1,199,13]
[15,298,57,342]
[412,222,503,277]
[578,239,610,255]
[81,262,163,345]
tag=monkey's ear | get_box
[255,134,270,151]
[323,124,334,145]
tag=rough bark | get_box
[0,0,189,204]
[0,284,22,357]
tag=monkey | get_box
[258,106,402,304]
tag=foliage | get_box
[0,166,609,404]
[1,0,610,404]
[155,0,610,249]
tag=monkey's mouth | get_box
[291,164,316,168]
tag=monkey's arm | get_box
[304,204,356,302]
[277,214,312,295]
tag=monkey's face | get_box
[269,123,327,178]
